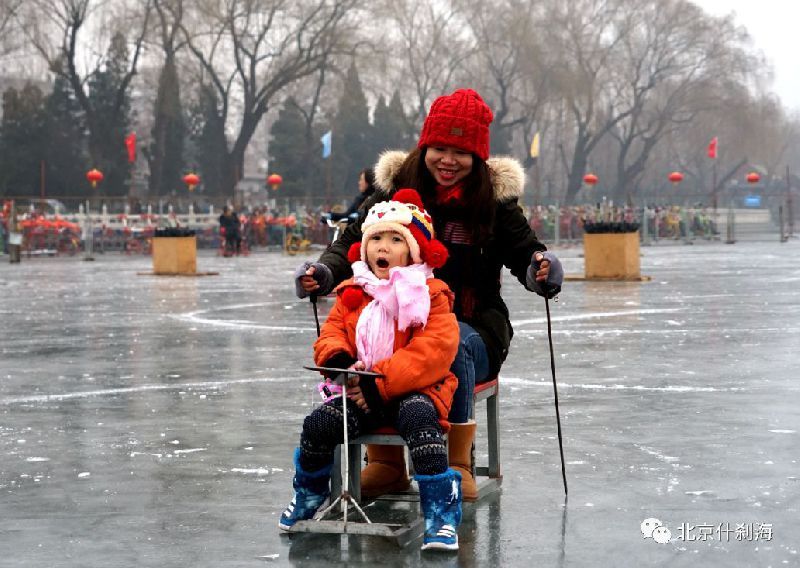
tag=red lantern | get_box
[583,173,598,186]
[668,171,684,184]
[267,173,283,191]
[183,172,200,192]
[86,168,104,189]
[746,172,760,184]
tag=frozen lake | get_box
[1,239,798,567]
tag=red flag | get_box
[707,136,718,159]
[125,132,136,163]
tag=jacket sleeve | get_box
[496,199,548,290]
[371,287,459,401]
[313,298,357,367]
[317,193,387,289]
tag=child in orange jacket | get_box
[280,189,463,551]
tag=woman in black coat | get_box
[295,89,563,501]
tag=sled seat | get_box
[331,377,502,504]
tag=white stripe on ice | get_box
[0,376,289,405]
[169,301,317,332]
[516,327,800,336]
[500,376,744,393]
[635,444,679,463]
[511,308,683,327]
[230,467,282,476]
[171,312,313,332]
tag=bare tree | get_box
[0,0,25,59]
[744,96,796,185]
[607,0,759,203]
[373,0,476,129]
[178,0,358,196]
[543,0,640,204]
[457,0,548,155]
[23,0,153,186]
[147,0,188,196]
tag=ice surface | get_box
[1,240,798,566]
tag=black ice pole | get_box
[544,293,568,495]
[310,294,321,337]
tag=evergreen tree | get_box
[0,84,46,198]
[371,95,390,154]
[332,62,372,197]
[186,85,228,200]
[373,90,412,154]
[268,97,323,200]
[87,33,132,198]
[42,74,88,199]
[149,55,185,197]
[388,90,413,149]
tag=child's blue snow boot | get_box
[278,448,332,531]
[416,468,462,551]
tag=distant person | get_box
[329,168,377,222]
[252,208,267,247]
[218,206,241,256]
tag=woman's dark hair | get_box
[394,147,495,244]
[360,168,377,195]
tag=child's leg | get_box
[299,396,373,472]
[280,397,372,531]
[394,394,448,475]
[395,393,461,551]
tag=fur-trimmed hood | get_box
[373,150,525,202]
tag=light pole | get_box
[84,169,104,261]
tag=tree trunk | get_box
[564,137,589,205]
[224,108,263,199]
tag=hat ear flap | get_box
[423,238,449,269]
[347,242,362,263]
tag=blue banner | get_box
[743,195,761,207]
[320,130,332,159]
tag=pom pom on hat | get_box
[392,188,424,209]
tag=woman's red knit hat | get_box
[417,89,494,160]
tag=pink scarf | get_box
[351,261,434,370]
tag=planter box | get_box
[583,232,640,280]
[152,236,197,275]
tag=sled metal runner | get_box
[287,368,502,547]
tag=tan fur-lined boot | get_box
[360,444,411,497]
[448,421,478,501]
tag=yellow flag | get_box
[530,132,540,161]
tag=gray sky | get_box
[694,0,800,112]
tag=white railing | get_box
[64,204,221,231]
